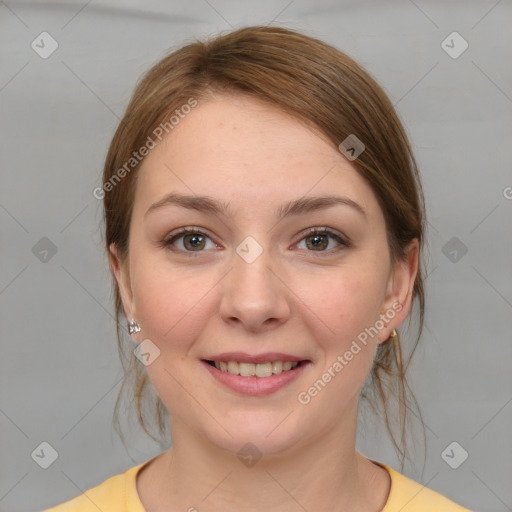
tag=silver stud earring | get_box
[128,319,141,335]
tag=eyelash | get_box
[161,226,350,257]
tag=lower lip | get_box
[201,360,310,396]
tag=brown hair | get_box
[103,25,427,469]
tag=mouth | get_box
[201,356,311,396]
[203,359,307,378]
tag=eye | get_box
[161,226,350,256]
[162,227,218,253]
[295,227,350,254]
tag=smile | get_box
[207,360,300,377]
[202,359,310,396]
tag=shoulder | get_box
[43,459,151,512]
[374,461,473,512]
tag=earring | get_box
[128,319,141,335]
[389,328,398,338]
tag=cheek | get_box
[294,268,386,391]
[300,270,385,344]
[130,268,215,410]
[133,268,212,350]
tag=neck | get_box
[137,399,391,512]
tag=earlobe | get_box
[108,243,135,321]
[378,238,420,343]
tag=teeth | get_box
[212,360,299,377]
[239,362,256,377]
[255,362,272,378]
[272,361,283,374]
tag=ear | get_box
[109,243,137,329]
[377,238,420,343]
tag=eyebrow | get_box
[145,192,367,221]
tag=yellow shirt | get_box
[44,457,472,511]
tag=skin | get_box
[110,92,419,512]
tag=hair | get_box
[103,25,427,470]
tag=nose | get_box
[218,242,291,333]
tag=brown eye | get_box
[162,228,216,253]
[305,233,329,251]
[297,228,349,253]
[181,233,206,251]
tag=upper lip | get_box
[204,352,309,364]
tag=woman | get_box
[46,25,471,511]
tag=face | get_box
[110,93,418,457]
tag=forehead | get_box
[134,94,382,223]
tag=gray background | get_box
[1,1,511,511]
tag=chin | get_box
[198,410,309,460]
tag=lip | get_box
[204,352,308,364]
[201,359,311,396]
